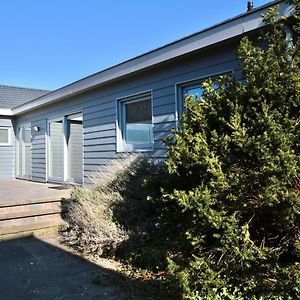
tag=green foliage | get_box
[152,2,300,299]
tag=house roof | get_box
[1,0,293,116]
[0,84,50,109]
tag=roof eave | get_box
[0,108,13,116]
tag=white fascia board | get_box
[0,108,12,116]
[12,0,292,116]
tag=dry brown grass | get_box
[60,154,149,257]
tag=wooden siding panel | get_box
[30,120,47,182]
[0,117,15,179]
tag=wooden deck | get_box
[0,180,71,240]
[0,179,71,206]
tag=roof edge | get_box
[12,0,292,116]
[0,84,50,93]
[0,108,13,116]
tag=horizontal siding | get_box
[83,151,117,158]
[154,121,176,132]
[0,117,15,179]
[84,129,115,140]
[84,144,116,152]
[13,41,241,184]
[30,120,47,181]
[83,137,116,146]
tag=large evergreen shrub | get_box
[158,2,300,298]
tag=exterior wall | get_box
[0,116,15,179]
[14,40,242,184]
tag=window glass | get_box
[125,99,152,145]
[118,92,153,151]
[183,81,219,102]
[184,86,204,101]
[0,128,9,144]
[178,75,229,117]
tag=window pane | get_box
[0,128,9,144]
[184,86,204,101]
[125,99,152,145]
[184,81,219,101]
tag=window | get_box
[177,72,232,117]
[117,92,153,151]
[182,81,219,102]
[0,127,11,146]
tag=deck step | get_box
[0,198,66,240]
[0,214,64,235]
[0,201,62,220]
[0,197,63,208]
[0,223,66,241]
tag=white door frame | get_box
[17,123,31,180]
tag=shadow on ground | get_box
[0,235,152,300]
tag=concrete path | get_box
[0,235,127,300]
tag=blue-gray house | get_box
[0,1,293,185]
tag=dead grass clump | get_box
[60,154,152,258]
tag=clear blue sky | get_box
[0,0,271,90]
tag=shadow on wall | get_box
[0,236,154,300]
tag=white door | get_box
[48,118,64,183]
[48,113,83,184]
[17,124,32,179]
[66,113,83,184]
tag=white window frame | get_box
[117,91,154,152]
[0,126,11,146]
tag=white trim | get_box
[0,126,12,146]
[117,90,154,153]
[45,119,49,183]
[0,108,12,116]
[16,123,31,179]
[63,116,68,182]
[16,126,21,177]
[11,1,291,116]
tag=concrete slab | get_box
[0,180,71,205]
[0,236,127,300]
